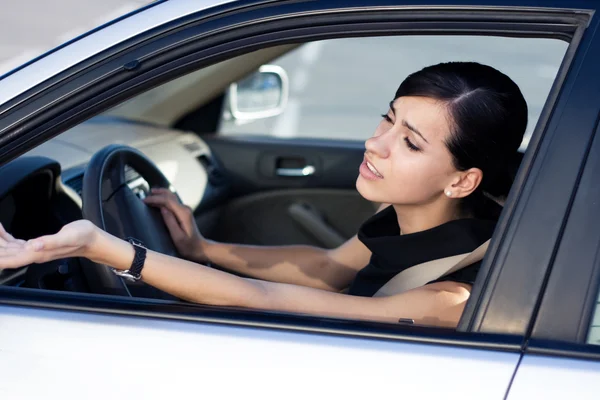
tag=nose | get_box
[365,131,391,159]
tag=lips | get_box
[366,161,383,178]
[359,157,384,181]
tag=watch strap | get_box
[112,237,147,281]
[129,238,147,277]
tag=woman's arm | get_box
[0,221,468,328]
[143,189,377,291]
[94,227,470,327]
[200,235,371,292]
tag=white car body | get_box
[0,1,599,399]
[0,0,235,108]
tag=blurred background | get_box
[0,0,153,75]
[0,0,568,148]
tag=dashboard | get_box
[26,116,221,209]
[0,117,228,293]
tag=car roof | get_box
[0,0,236,108]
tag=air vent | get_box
[124,165,149,199]
[65,175,83,197]
[124,165,141,183]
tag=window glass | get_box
[218,36,568,150]
[588,301,600,344]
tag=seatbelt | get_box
[372,239,490,297]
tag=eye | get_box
[404,137,421,152]
[380,113,393,124]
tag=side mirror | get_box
[227,65,289,121]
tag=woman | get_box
[0,61,527,328]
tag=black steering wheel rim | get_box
[81,144,180,296]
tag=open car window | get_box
[20,32,568,327]
[0,1,585,341]
[215,36,567,150]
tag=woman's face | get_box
[356,96,459,205]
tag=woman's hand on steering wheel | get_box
[0,220,100,269]
[143,188,208,263]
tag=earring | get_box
[446,190,452,197]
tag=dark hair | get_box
[394,61,528,220]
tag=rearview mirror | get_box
[227,65,289,121]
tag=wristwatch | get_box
[111,237,147,282]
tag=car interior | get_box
[0,43,379,297]
[0,36,561,305]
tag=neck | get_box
[393,199,461,235]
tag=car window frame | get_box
[526,109,600,360]
[459,6,600,334]
[0,0,592,347]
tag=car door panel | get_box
[0,304,520,400]
[203,136,373,246]
[204,136,365,193]
[206,188,376,248]
[506,355,600,399]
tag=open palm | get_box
[0,220,97,269]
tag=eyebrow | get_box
[389,100,430,144]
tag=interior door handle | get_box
[275,165,316,177]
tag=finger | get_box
[0,238,25,247]
[145,193,190,228]
[0,238,25,249]
[160,207,185,241]
[146,188,178,204]
[143,194,172,205]
[150,187,177,200]
[0,223,16,242]
[0,244,27,256]
[151,187,176,194]
[0,230,76,267]
[0,246,36,268]
[151,187,180,203]
[143,192,176,205]
[0,226,26,246]
[0,236,22,248]
[26,231,77,253]
[143,195,166,207]
[3,239,27,247]
[3,241,23,249]
[0,254,34,269]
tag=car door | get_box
[201,134,375,248]
[506,59,600,398]
[0,1,595,399]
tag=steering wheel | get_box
[81,144,181,297]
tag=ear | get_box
[446,168,483,199]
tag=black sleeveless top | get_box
[347,206,497,297]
